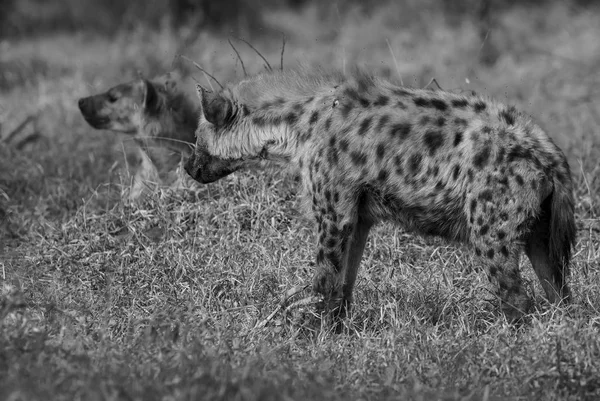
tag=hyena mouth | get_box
[81,115,110,129]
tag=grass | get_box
[1,1,600,400]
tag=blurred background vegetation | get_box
[0,0,597,39]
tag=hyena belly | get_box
[303,85,574,321]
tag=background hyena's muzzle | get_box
[78,96,109,129]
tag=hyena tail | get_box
[526,174,576,304]
[548,175,577,300]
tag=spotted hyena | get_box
[184,67,576,322]
[78,63,199,200]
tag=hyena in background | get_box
[184,67,576,322]
[78,63,200,200]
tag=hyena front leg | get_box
[310,187,365,316]
[474,236,534,322]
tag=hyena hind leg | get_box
[524,214,571,304]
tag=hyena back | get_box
[185,67,576,321]
[78,65,199,200]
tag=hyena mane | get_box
[185,66,576,323]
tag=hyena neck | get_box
[237,70,345,165]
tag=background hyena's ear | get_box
[144,80,161,115]
[196,84,232,127]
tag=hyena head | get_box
[78,78,158,133]
[184,78,294,184]
[184,70,331,183]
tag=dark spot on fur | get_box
[470,199,477,214]
[486,249,495,259]
[475,248,482,257]
[531,179,538,190]
[389,122,411,139]
[340,102,353,119]
[358,116,372,136]
[374,95,389,107]
[377,114,390,131]
[452,165,461,180]
[285,112,298,125]
[414,97,429,108]
[431,98,448,111]
[408,153,422,174]
[473,101,487,113]
[480,225,489,235]
[473,146,491,168]
[423,130,444,155]
[326,238,337,249]
[378,169,389,181]
[376,143,386,160]
[515,174,524,186]
[252,115,269,127]
[339,139,349,152]
[292,103,304,114]
[350,151,368,166]
[242,105,250,116]
[451,99,468,108]
[329,136,336,148]
[496,147,505,164]
[506,145,532,163]
[453,131,463,146]
[396,101,406,109]
[309,110,319,125]
[479,190,493,202]
[497,231,506,240]
[344,87,359,101]
[436,117,445,127]
[477,216,484,226]
[394,155,404,175]
[500,246,509,257]
[359,97,371,107]
[489,265,498,276]
[454,117,467,126]
[325,117,332,131]
[499,212,509,221]
[499,106,517,125]
[420,115,431,125]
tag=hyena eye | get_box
[332,99,339,108]
[108,91,120,103]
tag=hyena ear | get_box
[144,80,160,115]
[196,83,232,127]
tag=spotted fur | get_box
[78,64,199,200]
[185,67,576,322]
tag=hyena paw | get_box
[501,293,534,323]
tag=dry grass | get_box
[1,2,600,400]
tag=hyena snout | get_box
[78,97,109,129]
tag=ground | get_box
[1,1,600,400]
